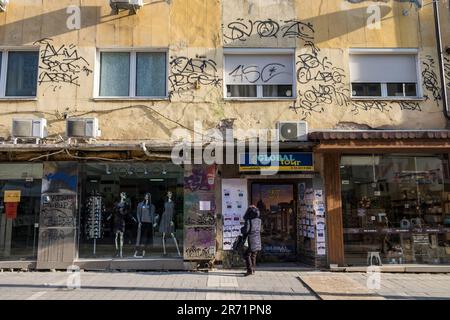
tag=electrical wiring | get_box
[27,148,171,162]
[28,150,66,162]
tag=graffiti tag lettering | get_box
[34,38,92,89]
[169,56,222,98]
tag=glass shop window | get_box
[78,163,184,259]
[0,50,39,98]
[224,51,295,99]
[0,163,43,261]
[98,51,167,98]
[340,154,450,266]
[349,51,420,98]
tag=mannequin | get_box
[134,193,156,258]
[158,191,181,256]
[113,192,131,258]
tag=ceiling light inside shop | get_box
[150,178,164,182]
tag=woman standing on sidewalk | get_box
[241,205,262,276]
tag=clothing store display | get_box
[139,223,154,246]
[159,201,175,234]
[136,199,156,248]
[137,201,156,224]
[85,194,105,240]
[114,201,130,234]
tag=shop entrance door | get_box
[251,183,296,262]
[0,179,41,261]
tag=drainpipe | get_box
[433,0,450,124]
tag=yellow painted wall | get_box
[0,0,448,141]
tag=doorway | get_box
[251,182,297,262]
[0,179,41,261]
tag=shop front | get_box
[219,151,328,268]
[312,130,450,268]
[0,158,218,271]
[341,154,450,266]
[0,164,43,268]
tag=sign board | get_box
[239,152,314,172]
[222,179,248,251]
[5,202,18,219]
[4,190,21,203]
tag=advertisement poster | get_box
[5,202,18,219]
[314,189,327,256]
[222,179,248,250]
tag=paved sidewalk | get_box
[0,270,449,300]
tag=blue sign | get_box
[239,152,314,172]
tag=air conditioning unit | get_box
[276,121,308,142]
[12,118,48,144]
[0,0,9,12]
[110,0,143,14]
[66,118,101,142]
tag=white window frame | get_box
[223,48,297,101]
[94,48,169,100]
[349,48,424,100]
[0,47,40,100]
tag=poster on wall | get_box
[314,189,327,256]
[222,179,248,250]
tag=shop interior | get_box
[78,162,184,259]
[341,154,450,266]
[0,164,42,261]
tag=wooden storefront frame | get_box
[316,139,450,267]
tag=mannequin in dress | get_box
[134,192,156,258]
[158,191,181,256]
[113,192,130,258]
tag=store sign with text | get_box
[239,152,314,172]
[4,190,21,203]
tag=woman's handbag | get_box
[233,235,244,251]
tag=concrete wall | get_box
[0,0,448,142]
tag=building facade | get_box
[0,0,449,270]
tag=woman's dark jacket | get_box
[241,207,262,252]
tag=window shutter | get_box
[349,54,418,83]
[224,54,294,85]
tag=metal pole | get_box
[433,0,450,121]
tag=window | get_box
[349,50,420,99]
[0,50,39,98]
[78,162,184,259]
[224,49,295,99]
[98,50,167,98]
[340,154,450,266]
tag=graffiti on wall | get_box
[34,38,92,90]
[169,56,222,99]
[296,51,351,117]
[422,55,442,103]
[228,62,292,84]
[223,18,316,49]
[184,226,216,260]
[445,56,450,89]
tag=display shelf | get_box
[344,227,450,234]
